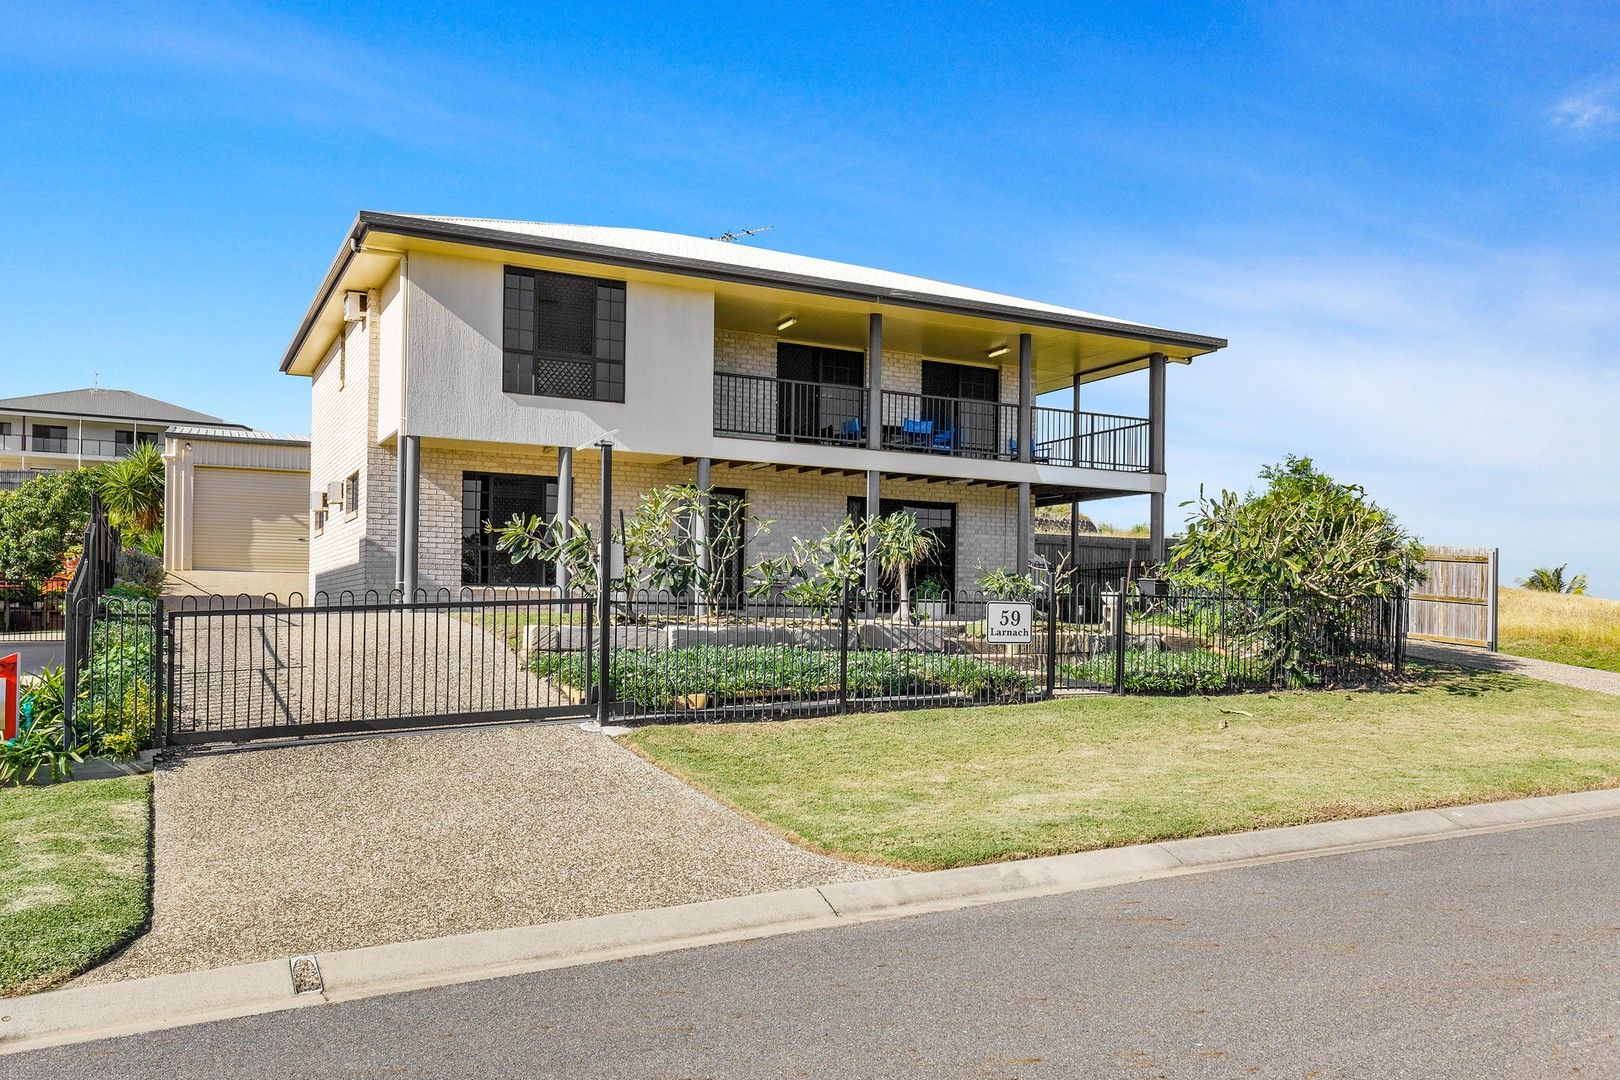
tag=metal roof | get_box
[0,388,240,426]
[165,424,309,445]
[281,211,1228,373]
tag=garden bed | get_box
[531,644,1034,712]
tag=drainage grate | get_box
[289,954,324,994]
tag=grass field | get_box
[1499,587,1620,673]
[625,664,1620,870]
[1,776,150,996]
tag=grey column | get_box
[1148,352,1167,564]
[1016,482,1032,574]
[866,313,883,450]
[1071,370,1083,467]
[400,434,421,599]
[1148,352,1167,474]
[864,468,880,611]
[556,445,574,593]
[1017,333,1033,463]
[694,457,712,609]
[1150,492,1166,565]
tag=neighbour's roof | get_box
[0,388,241,426]
[166,424,309,446]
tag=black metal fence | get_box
[68,595,163,756]
[0,593,65,637]
[151,577,1406,745]
[62,496,120,746]
[165,589,595,744]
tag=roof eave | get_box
[280,212,1227,373]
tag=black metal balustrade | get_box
[714,373,1153,472]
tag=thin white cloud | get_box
[1074,246,1620,595]
[1552,81,1619,132]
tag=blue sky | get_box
[2,2,1617,592]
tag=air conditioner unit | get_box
[310,490,327,511]
[342,291,368,322]
[326,480,345,506]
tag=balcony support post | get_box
[1018,333,1033,464]
[1017,482,1032,575]
[866,313,883,451]
[693,456,711,613]
[399,434,421,599]
[1149,351,1167,564]
[864,468,880,616]
[556,445,575,594]
[1070,371,1082,467]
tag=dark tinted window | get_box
[462,472,559,586]
[503,267,626,402]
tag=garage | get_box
[164,426,311,597]
[192,466,308,572]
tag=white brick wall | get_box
[309,287,396,597]
[406,447,1023,595]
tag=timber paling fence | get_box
[64,575,1405,747]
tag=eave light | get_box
[776,317,798,332]
[987,345,1010,358]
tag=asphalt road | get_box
[2,638,63,676]
[13,816,1620,1079]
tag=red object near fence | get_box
[1,653,18,741]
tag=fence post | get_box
[1044,569,1058,699]
[1112,576,1127,695]
[162,609,175,749]
[583,594,596,714]
[838,575,851,712]
[151,605,165,750]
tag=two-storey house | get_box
[281,214,1225,598]
[0,388,242,490]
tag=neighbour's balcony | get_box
[712,372,1151,472]
[0,433,142,458]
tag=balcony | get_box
[0,433,144,458]
[713,373,1151,472]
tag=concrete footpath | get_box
[6,785,1620,1056]
[1411,639,1620,695]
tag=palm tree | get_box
[96,442,165,536]
[870,511,942,618]
[1521,564,1588,595]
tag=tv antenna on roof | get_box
[712,225,774,242]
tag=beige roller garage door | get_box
[193,466,309,573]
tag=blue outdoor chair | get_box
[840,418,863,440]
[931,427,956,450]
[902,418,933,444]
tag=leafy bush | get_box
[4,668,80,784]
[533,645,1033,710]
[1061,647,1271,695]
[1174,456,1423,686]
[78,603,161,759]
[0,468,98,596]
[114,548,164,596]
[97,442,165,534]
[977,568,1038,601]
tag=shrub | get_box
[532,645,1034,710]
[0,468,98,596]
[114,548,164,596]
[4,667,80,784]
[78,603,161,758]
[1061,647,1271,695]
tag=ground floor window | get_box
[462,472,558,586]
[845,497,957,594]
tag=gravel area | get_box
[80,724,894,984]
[1409,640,1620,695]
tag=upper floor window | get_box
[503,267,626,403]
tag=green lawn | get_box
[624,664,1620,870]
[1,776,151,996]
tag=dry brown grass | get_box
[1499,587,1620,673]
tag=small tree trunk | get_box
[896,563,910,621]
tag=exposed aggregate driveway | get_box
[81,723,893,984]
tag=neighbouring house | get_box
[0,387,245,491]
[279,213,1226,598]
[162,426,311,598]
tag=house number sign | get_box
[985,601,1034,644]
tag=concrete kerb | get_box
[7,786,1620,1055]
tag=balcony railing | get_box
[0,433,144,458]
[714,373,1153,472]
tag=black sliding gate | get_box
[165,592,595,744]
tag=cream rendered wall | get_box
[375,267,404,443]
[401,252,715,455]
